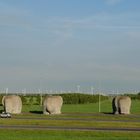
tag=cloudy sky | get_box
[0,0,140,93]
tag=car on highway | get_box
[0,112,11,118]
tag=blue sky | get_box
[0,0,140,93]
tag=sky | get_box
[0,0,140,93]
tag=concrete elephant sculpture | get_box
[43,96,63,115]
[112,96,131,114]
[2,95,22,114]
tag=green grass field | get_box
[20,99,140,113]
[0,129,140,140]
[0,99,140,140]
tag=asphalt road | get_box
[8,116,140,123]
[0,124,140,132]
[0,115,140,132]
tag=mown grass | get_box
[1,99,139,114]
[0,116,140,128]
[62,99,140,113]
[0,99,140,140]
[0,130,140,140]
[22,99,140,113]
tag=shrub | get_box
[124,93,140,100]
[1,93,108,105]
[20,95,45,105]
[0,95,4,105]
[57,93,108,104]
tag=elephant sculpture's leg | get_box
[112,97,119,114]
[114,110,119,114]
[43,107,49,115]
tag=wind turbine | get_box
[91,86,94,95]
[5,88,8,95]
[77,85,80,93]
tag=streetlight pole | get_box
[39,89,42,106]
[98,81,101,113]
[99,93,101,113]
